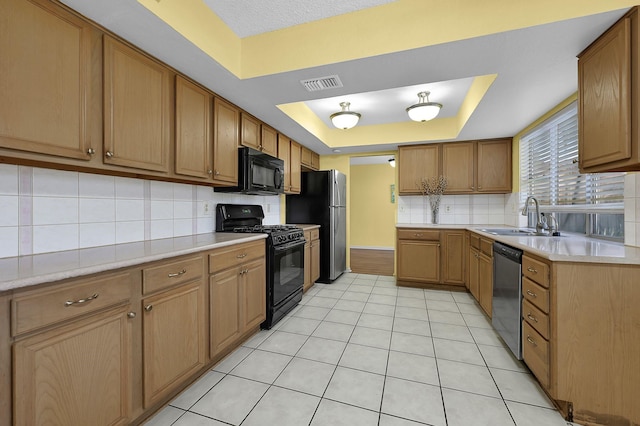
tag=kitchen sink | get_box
[477,228,561,237]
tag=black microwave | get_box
[215,147,284,195]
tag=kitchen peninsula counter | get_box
[396,223,640,265]
[0,232,267,292]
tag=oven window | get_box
[273,244,304,305]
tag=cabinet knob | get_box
[105,151,114,158]
[208,169,213,175]
[215,170,220,176]
[87,148,96,155]
[127,312,136,318]
[144,304,153,312]
[470,186,475,190]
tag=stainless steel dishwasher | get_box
[492,242,523,360]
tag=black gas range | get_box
[216,204,305,329]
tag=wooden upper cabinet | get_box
[398,144,440,195]
[278,134,292,192]
[578,10,637,172]
[240,114,277,157]
[260,125,278,157]
[175,76,213,180]
[213,97,239,185]
[301,146,320,170]
[103,35,171,172]
[290,140,302,194]
[476,139,512,192]
[0,0,95,160]
[240,113,260,151]
[442,142,475,193]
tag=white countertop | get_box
[396,223,640,265]
[0,233,267,293]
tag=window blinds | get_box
[520,102,624,209]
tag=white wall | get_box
[624,173,640,247]
[0,164,280,258]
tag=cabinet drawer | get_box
[397,229,440,241]
[143,255,204,294]
[209,241,265,273]
[522,277,549,313]
[522,321,550,389]
[12,271,133,336]
[310,228,320,240]
[522,256,549,287]
[469,233,481,249]
[522,298,549,340]
[480,238,493,257]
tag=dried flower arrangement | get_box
[419,176,448,224]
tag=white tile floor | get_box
[145,273,579,426]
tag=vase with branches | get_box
[419,176,448,224]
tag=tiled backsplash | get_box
[397,193,523,227]
[624,173,640,247]
[0,164,280,258]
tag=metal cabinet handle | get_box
[236,253,247,258]
[215,170,220,176]
[526,335,537,346]
[167,269,186,278]
[207,169,213,175]
[144,304,153,312]
[527,313,538,323]
[470,186,475,190]
[105,151,114,158]
[526,289,537,298]
[239,268,249,275]
[87,148,96,155]
[65,293,99,307]
[127,312,136,318]
[414,233,423,237]
[527,266,538,274]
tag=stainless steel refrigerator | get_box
[286,170,347,283]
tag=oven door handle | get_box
[273,239,306,252]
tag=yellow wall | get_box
[350,164,396,248]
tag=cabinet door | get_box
[241,259,266,330]
[442,142,475,193]
[278,134,292,192]
[476,139,512,192]
[478,253,493,317]
[311,152,320,170]
[397,240,440,283]
[398,145,440,194]
[442,231,465,286]
[261,125,278,157]
[468,247,480,300]
[290,141,302,194]
[301,147,313,168]
[103,36,171,172]
[579,16,631,170]
[142,281,206,407]
[175,76,212,179]
[210,268,241,356]
[240,113,260,151]
[14,306,132,426]
[303,240,311,292]
[311,238,321,283]
[213,98,240,185]
[0,0,94,160]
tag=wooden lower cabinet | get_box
[142,280,206,407]
[478,251,493,317]
[467,232,493,317]
[396,228,466,288]
[209,241,266,358]
[303,228,321,292]
[13,305,133,426]
[311,238,321,284]
[468,246,480,299]
[6,241,268,426]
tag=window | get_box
[519,102,624,240]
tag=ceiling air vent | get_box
[300,75,343,92]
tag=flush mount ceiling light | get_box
[406,91,442,122]
[330,102,361,129]
[388,158,396,167]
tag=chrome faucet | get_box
[522,196,545,233]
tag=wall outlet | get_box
[445,205,451,213]
[399,205,405,212]
[266,204,271,213]
[203,202,211,216]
